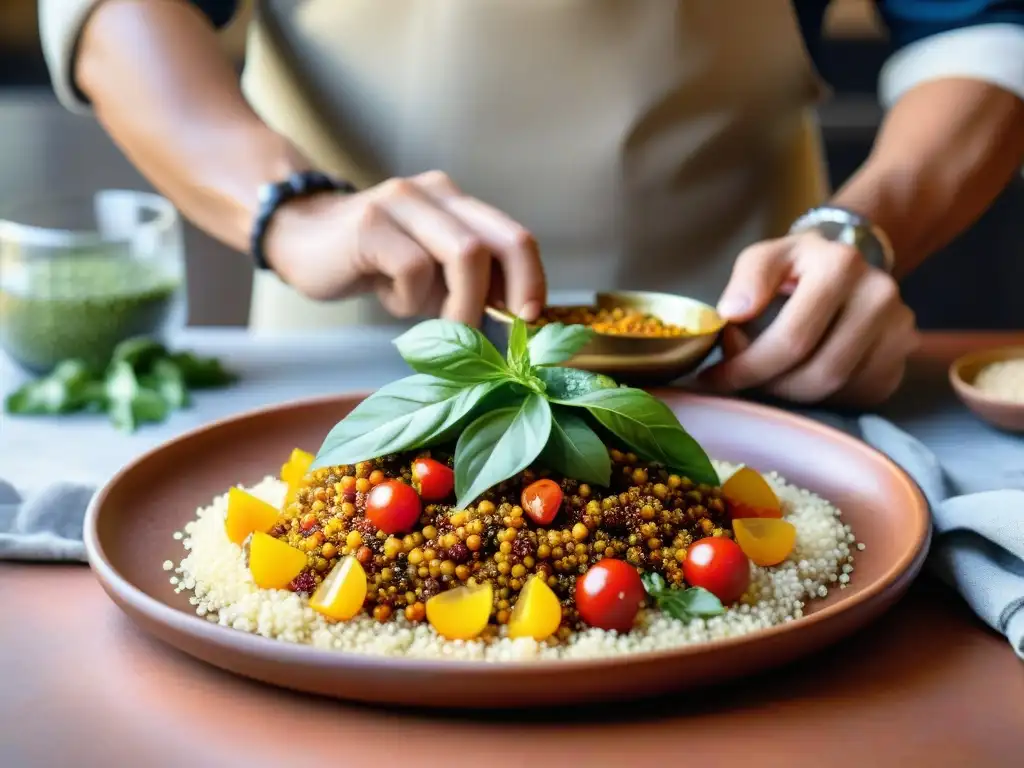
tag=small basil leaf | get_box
[145,358,190,409]
[394,319,509,382]
[507,316,530,376]
[311,374,501,469]
[4,359,94,415]
[540,407,611,487]
[105,362,169,432]
[112,337,167,374]
[528,323,595,366]
[454,393,552,508]
[535,367,618,401]
[555,386,718,486]
[679,586,726,617]
[641,571,667,595]
[167,352,237,388]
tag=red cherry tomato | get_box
[521,479,563,525]
[575,559,646,632]
[683,537,750,604]
[365,480,422,534]
[412,457,454,501]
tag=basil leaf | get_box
[145,358,190,409]
[112,337,167,373]
[4,359,94,415]
[168,352,237,389]
[528,323,595,366]
[555,386,718,486]
[394,319,509,382]
[535,366,618,400]
[312,374,501,469]
[540,407,611,487]
[507,316,530,376]
[680,586,726,617]
[642,573,725,622]
[105,361,169,432]
[454,393,552,508]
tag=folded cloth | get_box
[1,413,1021,659]
[0,479,91,561]
[853,415,1023,661]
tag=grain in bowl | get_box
[167,317,862,660]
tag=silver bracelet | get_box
[788,206,896,274]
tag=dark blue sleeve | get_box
[793,0,1024,55]
[875,0,1024,47]
[188,0,240,30]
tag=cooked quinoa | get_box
[170,460,860,661]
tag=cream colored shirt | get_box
[48,0,831,329]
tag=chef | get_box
[41,0,1024,405]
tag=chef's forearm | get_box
[76,0,308,253]
[830,78,1024,278]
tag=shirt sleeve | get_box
[39,0,240,115]
[874,1,1024,106]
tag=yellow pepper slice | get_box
[225,487,282,545]
[732,518,797,567]
[508,575,562,641]
[248,531,307,589]
[426,581,494,640]
[721,466,783,520]
[309,556,368,621]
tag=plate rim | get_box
[84,389,931,674]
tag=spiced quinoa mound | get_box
[269,447,729,637]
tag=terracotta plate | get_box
[84,391,930,709]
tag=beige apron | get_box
[241,0,828,330]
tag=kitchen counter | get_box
[1,330,1023,768]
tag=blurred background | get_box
[1,0,1021,329]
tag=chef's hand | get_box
[264,170,546,325]
[700,231,920,407]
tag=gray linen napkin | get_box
[1,414,1021,659]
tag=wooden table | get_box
[2,333,1023,768]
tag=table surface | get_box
[2,331,1024,768]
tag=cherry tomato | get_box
[683,537,750,604]
[521,479,563,525]
[575,558,646,632]
[412,457,454,501]
[365,480,422,534]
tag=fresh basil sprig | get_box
[641,572,725,622]
[312,316,717,507]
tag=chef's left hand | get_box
[700,231,920,407]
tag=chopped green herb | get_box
[641,572,725,622]
[3,336,236,432]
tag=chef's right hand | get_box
[263,170,547,325]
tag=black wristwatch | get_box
[250,171,357,271]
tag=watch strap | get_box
[250,171,357,271]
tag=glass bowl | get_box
[0,190,187,373]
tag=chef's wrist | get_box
[258,190,341,282]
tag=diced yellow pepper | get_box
[425,581,494,640]
[721,466,783,520]
[309,556,367,621]
[225,487,282,545]
[732,518,797,567]
[248,531,307,589]
[281,448,315,486]
[507,575,562,641]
